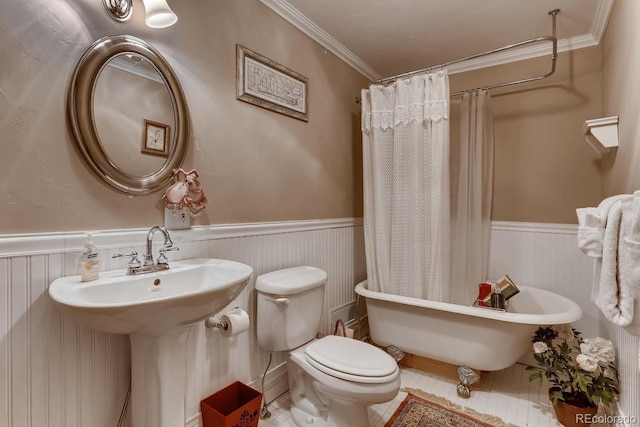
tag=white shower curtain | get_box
[361,71,450,301]
[450,90,494,305]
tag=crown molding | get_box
[260,0,382,81]
[261,0,615,78]
[591,0,615,43]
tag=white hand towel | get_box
[621,191,640,336]
[595,199,636,327]
[625,190,640,243]
[591,202,620,310]
[577,228,605,258]
[624,191,640,297]
[576,195,631,258]
[577,207,605,257]
[577,207,604,227]
[598,194,632,219]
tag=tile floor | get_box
[258,362,610,427]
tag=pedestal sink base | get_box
[48,258,254,427]
[130,327,194,427]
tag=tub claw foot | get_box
[385,345,406,362]
[456,366,479,399]
[457,383,471,398]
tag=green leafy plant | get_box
[525,326,619,408]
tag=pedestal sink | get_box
[49,258,253,427]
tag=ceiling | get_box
[260,0,615,81]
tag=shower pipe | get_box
[366,9,560,98]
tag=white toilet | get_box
[256,266,400,427]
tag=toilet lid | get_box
[305,336,398,383]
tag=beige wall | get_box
[0,0,617,233]
[450,46,603,224]
[0,0,367,234]
[602,0,640,195]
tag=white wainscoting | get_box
[489,221,639,427]
[1,219,638,427]
[488,221,598,336]
[0,219,366,427]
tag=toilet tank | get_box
[256,266,328,352]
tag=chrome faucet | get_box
[144,226,175,267]
[112,226,179,275]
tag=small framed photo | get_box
[141,119,170,157]
[236,44,309,122]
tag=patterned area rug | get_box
[385,388,513,427]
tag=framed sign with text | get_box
[236,44,308,122]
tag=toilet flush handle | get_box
[275,297,289,306]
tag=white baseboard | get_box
[248,362,289,404]
[185,414,200,427]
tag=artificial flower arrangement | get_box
[526,325,619,409]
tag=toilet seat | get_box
[304,336,399,384]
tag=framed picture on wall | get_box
[236,44,309,122]
[141,119,170,157]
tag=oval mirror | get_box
[67,35,190,195]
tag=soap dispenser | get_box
[78,233,101,282]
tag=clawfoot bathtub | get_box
[355,280,582,371]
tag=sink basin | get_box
[50,257,254,427]
[49,258,253,335]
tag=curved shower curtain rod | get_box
[365,8,560,98]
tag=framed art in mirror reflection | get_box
[141,119,170,157]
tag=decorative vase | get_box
[549,388,598,426]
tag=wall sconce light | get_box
[103,0,178,28]
[142,0,178,28]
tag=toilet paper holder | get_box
[204,307,248,333]
[205,316,229,331]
